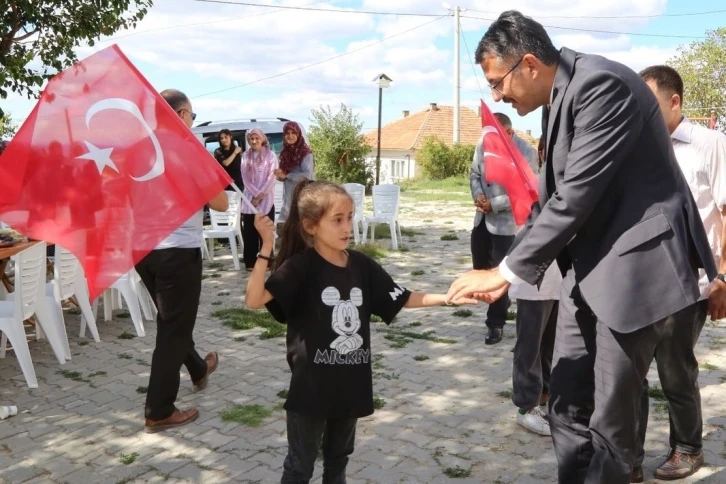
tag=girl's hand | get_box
[254,214,275,245]
[446,295,479,306]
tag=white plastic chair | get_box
[362,184,402,250]
[0,243,68,388]
[51,246,99,346]
[203,190,243,270]
[343,183,365,244]
[274,181,284,228]
[86,270,148,338]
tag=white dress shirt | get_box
[671,117,726,299]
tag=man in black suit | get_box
[447,10,720,483]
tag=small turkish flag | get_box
[0,45,232,300]
[479,100,538,225]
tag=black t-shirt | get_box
[265,248,411,419]
[213,146,243,191]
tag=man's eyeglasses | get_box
[489,56,524,96]
[177,108,197,121]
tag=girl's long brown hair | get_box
[273,180,353,271]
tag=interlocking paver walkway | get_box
[2,194,726,483]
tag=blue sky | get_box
[2,0,725,142]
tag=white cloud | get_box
[2,0,691,140]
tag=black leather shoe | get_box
[485,327,503,345]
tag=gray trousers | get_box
[549,270,665,484]
[513,299,558,409]
[635,299,708,465]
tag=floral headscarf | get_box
[278,121,312,174]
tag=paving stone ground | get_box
[2,194,726,483]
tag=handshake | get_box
[475,194,492,213]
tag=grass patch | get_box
[56,369,90,383]
[399,176,469,192]
[654,401,669,415]
[356,243,388,260]
[648,386,667,401]
[118,353,132,360]
[411,269,425,276]
[370,314,383,323]
[379,328,455,346]
[496,389,513,399]
[423,219,433,222]
[212,308,286,339]
[207,262,224,269]
[220,404,272,427]
[440,234,459,241]
[507,309,517,320]
[116,311,131,319]
[210,273,222,279]
[135,358,149,366]
[443,466,472,478]
[414,355,429,361]
[701,362,719,371]
[211,301,222,306]
[217,291,230,296]
[119,452,139,465]
[445,221,454,225]
[373,395,386,410]
[78,340,90,346]
[88,371,106,378]
[399,246,410,253]
[277,389,289,399]
[453,309,473,318]
[409,321,422,327]
[371,225,422,239]
[118,330,136,340]
[234,335,246,342]
[136,386,148,394]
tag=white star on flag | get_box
[76,141,119,174]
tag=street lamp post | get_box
[373,73,392,185]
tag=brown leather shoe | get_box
[655,449,704,480]
[192,352,219,392]
[144,408,199,433]
[630,465,644,483]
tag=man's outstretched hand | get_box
[446,268,511,304]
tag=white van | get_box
[191,118,307,156]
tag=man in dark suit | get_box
[446,10,719,484]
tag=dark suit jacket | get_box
[507,47,716,333]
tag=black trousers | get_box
[242,206,275,269]
[635,299,708,465]
[513,299,558,409]
[470,222,514,329]
[281,411,357,484]
[549,269,665,484]
[135,248,207,421]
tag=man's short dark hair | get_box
[474,10,559,66]
[493,112,512,128]
[639,65,684,105]
[160,89,190,112]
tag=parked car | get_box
[191,118,308,156]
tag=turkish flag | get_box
[0,45,231,300]
[479,100,538,225]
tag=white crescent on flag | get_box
[77,98,165,181]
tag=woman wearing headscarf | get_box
[274,121,314,223]
[241,128,278,270]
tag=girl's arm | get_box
[404,292,477,308]
[245,217,276,309]
[286,153,314,184]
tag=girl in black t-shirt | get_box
[245,180,476,483]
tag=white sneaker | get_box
[517,407,551,436]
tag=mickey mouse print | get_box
[314,286,370,365]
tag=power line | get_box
[461,15,706,39]
[459,20,484,97]
[466,7,726,19]
[191,0,443,17]
[99,0,329,43]
[192,15,448,98]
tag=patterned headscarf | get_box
[278,121,312,174]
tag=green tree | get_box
[0,0,152,103]
[308,104,372,186]
[0,110,18,139]
[416,136,475,180]
[668,27,726,130]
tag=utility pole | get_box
[453,5,460,144]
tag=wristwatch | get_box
[717,273,726,283]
